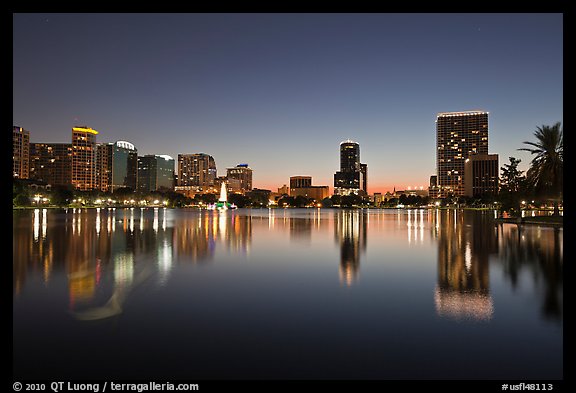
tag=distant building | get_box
[138,154,175,192]
[178,153,217,188]
[334,140,367,195]
[405,188,428,197]
[291,186,330,201]
[290,176,312,189]
[428,175,440,199]
[290,175,329,201]
[360,163,367,194]
[214,176,241,194]
[71,126,98,191]
[246,188,271,205]
[13,126,30,179]
[464,154,499,197]
[96,140,138,192]
[373,192,383,206]
[436,111,489,197]
[227,164,253,193]
[96,143,112,192]
[29,143,73,187]
[278,184,289,196]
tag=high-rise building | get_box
[138,155,175,192]
[334,140,367,195]
[96,143,112,192]
[178,153,217,188]
[71,126,98,191]
[360,163,367,194]
[227,164,253,193]
[96,141,138,192]
[464,154,499,197]
[436,111,489,197]
[13,126,30,179]
[29,143,73,187]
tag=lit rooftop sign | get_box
[72,127,99,135]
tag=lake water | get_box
[13,208,562,380]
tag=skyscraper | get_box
[71,126,98,191]
[436,111,489,197]
[178,153,217,188]
[96,141,138,192]
[13,126,30,179]
[227,164,253,193]
[334,140,367,195]
[138,155,175,192]
[29,143,73,187]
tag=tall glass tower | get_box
[436,111,488,197]
[334,140,367,195]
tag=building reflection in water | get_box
[406,209,425,244]
[14,208,561,322]
[497,223,563,322]
[334,210,366,286]
[13,208,252,320]
[432,210,496,321]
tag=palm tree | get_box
[518,122,563,215]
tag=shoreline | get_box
[494,216,563,228]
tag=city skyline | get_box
[13,13,563,193]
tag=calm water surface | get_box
[13,208,562,379]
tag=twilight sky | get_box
[13,13,563,194]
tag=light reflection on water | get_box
[13,208,562,379]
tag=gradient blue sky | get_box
[13,13,563,193]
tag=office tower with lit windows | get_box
[138,154,175,192]
[96,143,112,192]
[71,126,98,191]
[436,111,489,197]
[178,153,217,188]
[29,143,73,187]
[227,164,253,193]
[334,140,367,195]
[96,141,138,192]
[13,126,30,179]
